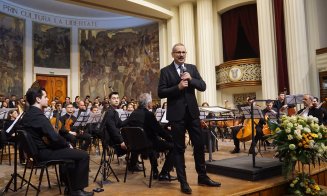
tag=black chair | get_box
[0,129,14,165]
[121,127,153,188]
[17,130,73,196]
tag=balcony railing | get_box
[215,58,261,89]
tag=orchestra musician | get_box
[123,93,176,181]
[313,97,327,125]
[158,43,221,194]
[104,92,142,171]
[297,94,323,124]
[59,103,92,151]
[231,98,275,154]
[21,85,93,196]
[273,92,287,114]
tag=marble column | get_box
[284,0,310,94]
[167,6,180,58]
[71,27,79,99]
[24,19,33,92]
[179,1,196,65]
[256,0,278,99]
[196,0,217,105]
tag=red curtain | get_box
[221,4,259,61]
[221,11,239,61]
[274,0,289,93]
[239,5,260,57]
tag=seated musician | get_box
[21,85,93,196]
[123,93,176,181]
[85,106,102,139]
[104,92,142,171]
[297,94,323,124]
[200,102,218,152]
[313,97,327,125]
[3,109,25,164]
[231,98,273,154]
[59,103,92,151]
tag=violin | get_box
[64,116,74,132]
[50,109,62,133]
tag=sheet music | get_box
[86,112,102,124]
[155,108,165,121]
[6,112,23,133]
[199,111,207,120]
[160,110,168,124]
[286,94,303,105]
[241,106,264,119]
[73,111,89,127]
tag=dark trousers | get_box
[38,148,89,191]
[61,132,91,151]
[149,139,174,174]
[170,111,206,184]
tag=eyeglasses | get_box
[173,51,187,55]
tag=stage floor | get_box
[1,139,326,195]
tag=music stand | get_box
[241,104,264,168]
[93,111,119,189]
[73,111,89,132]
[4,112,36,193]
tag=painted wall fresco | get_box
[79,23,159,100]
[33,22,70,68]
[0,13,24,97]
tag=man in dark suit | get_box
[123,93,176,181]
[297,94,323,124]
[158,43,221,194]
[104,92,142,171]
[21,86,93,196]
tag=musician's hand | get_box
[181,72,192,81]
[120,142,127,150]
[178,79,188,90]
[69,144,74,149]
[69,131,77,136]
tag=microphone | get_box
[181,66,187,74]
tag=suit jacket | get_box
[123,107,172,143]
[158,62,206,121]
[297,107,323,124]
[105,105,124,145]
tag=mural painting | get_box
[33,22,70,68]
[0,13,24,97]
[79,23,159,100]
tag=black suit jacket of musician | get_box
[158,62,206,121]
[123,107,172,144]
[104,105,124,145]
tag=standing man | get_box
[21,85,93,196]
[158,43,221,194]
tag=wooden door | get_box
[36,75,67,104]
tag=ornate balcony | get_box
[215,58,261,89]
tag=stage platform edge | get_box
[206,156,282,181]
